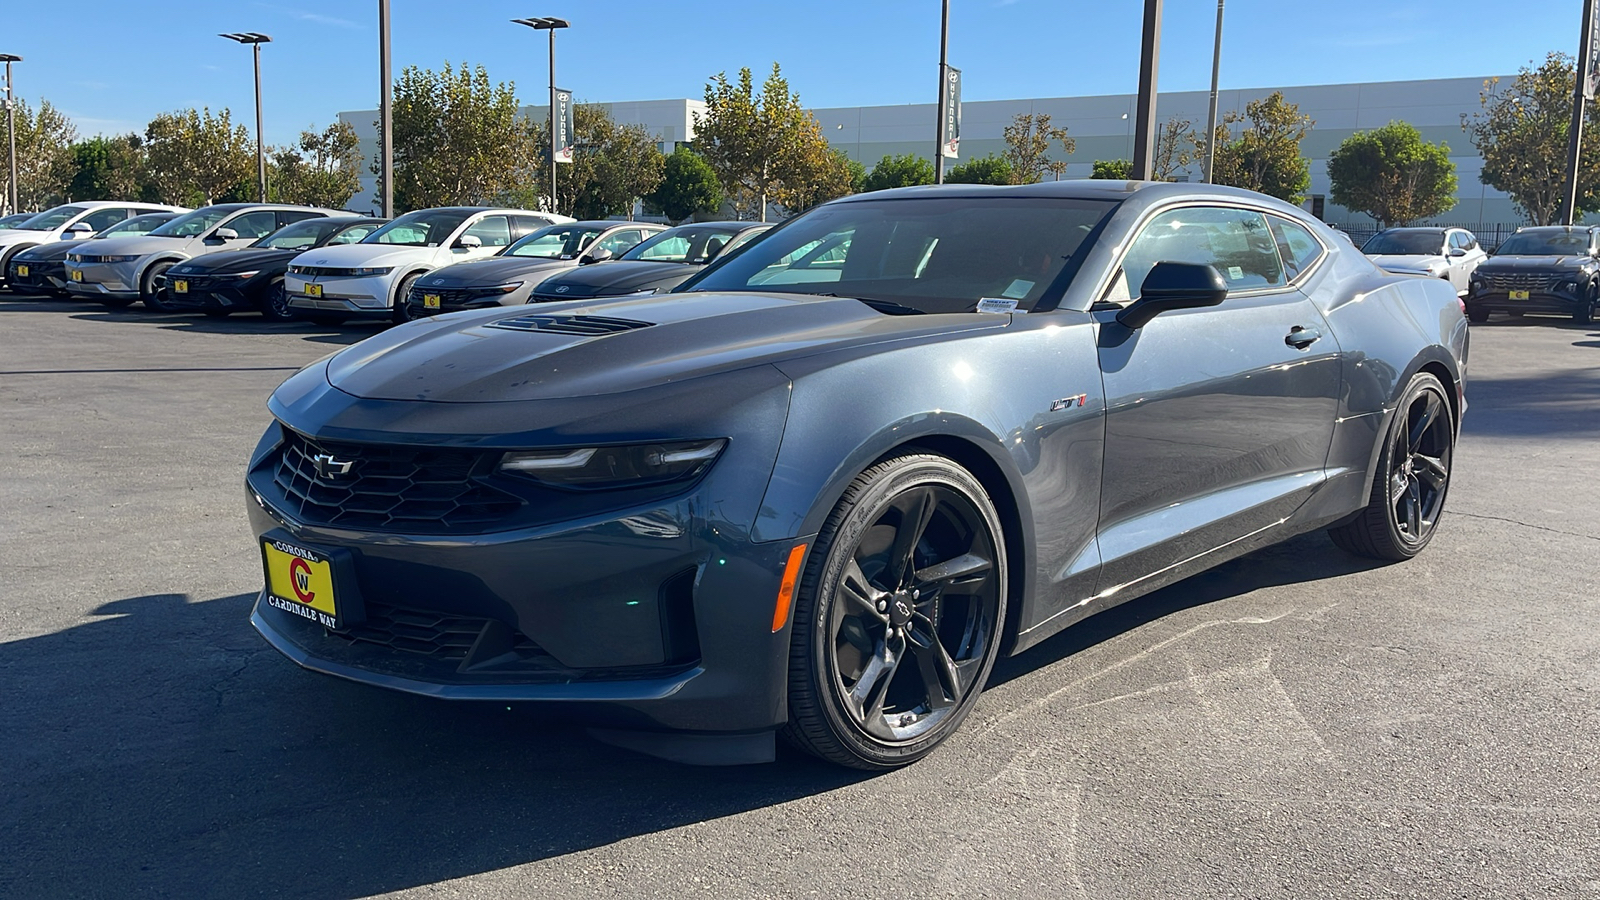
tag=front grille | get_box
[8,262,56,288]
[405,284,508,308]
[290,265,375,277]
[271,430,523,533]
[334,602,492,659]
[1480,271,1561,292]
[486,313,653,336]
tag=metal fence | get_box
[1328,222,1528,252]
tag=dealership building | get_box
[339,74,1519,226]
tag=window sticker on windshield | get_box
[1228,266,1244,280]
[977,297,1020,314]
[1001,279,1033,299]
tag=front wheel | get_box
[1574,286,1597,325]
[783,453,1008,770]
[259,277,297,323]
[140,261,177,311]
[1328,372,1455,560]
[390,273,421,325]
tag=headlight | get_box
[99,255,141,264]
[499,439,727,489]
[347,266,393,277]
[227,270,260,279]
[478,282,523,293]
[1560,280,1577,292]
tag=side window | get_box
[1268,216,1326,281]
[1110,207,1286,301]
[462,215,511,247]
[639,235,690,261]
[277,210,324,228]
[327,223,378,245]
[224,211,279,239]
[511,215,550,239]
[82,207,132,232]
[595,229,645,255]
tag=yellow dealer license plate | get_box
[304,283,323,298]
[71,269,82,282]
[172,279,188,294]
[423,293,441,309]
[1509,290,1530,300]
[262,539,340,628]
[15,265,27,277]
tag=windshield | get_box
[18,205,89,232]
[361,209,473,246]
[622,225,743,263]
[1362,230,1445,255]
[99,214,176,238]
[683,197,1119,313]
[506,224,605,259]
[1495,232,1592,256]
[250,218,339,251]
[149,207,234,238]
[0,213,35,229]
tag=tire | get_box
[307,314,348,327]
[140,261,178,311]
[1465,304,1489,324]
[390,273,421,325]
[1574,286,1597,325]
[259,277,297,323]
[783,453,1008,770]
[1328,372,1454,561]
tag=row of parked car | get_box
[1359,224,1600,325]
[0,200,774,325]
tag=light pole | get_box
[0,54,20,215]
[934,0,950,184]
[1130,0,1163,181]
[220,33,272,202]
[1203,0,1224,183]
[379,0,393,218]
[512,17,571,216]
[1560,0,1598,225]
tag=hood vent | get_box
[486,314,655,336]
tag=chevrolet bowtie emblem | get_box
[311,453,355,479]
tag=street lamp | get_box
[220,33,272,202]
[0,54,20,215]
[1203,0,1224,184]
[512,16,570,216]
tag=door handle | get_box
[1285,326,1321,349]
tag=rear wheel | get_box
[783,453,1008,770]
[1328,372,1454,561]
[140,261,177,311]
[259,277,297,323]
[390,273,421,325]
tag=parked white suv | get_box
[0,201,187,289]
[1361,227,1486,297]
[284,206,572,324]
[63,204,352,310]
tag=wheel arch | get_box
[135,254,188,289]
[390,267,431,307]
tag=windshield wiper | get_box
[816,293,926,316]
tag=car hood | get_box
[1477,255,1589,271]
[416,255,575,288]
[324,292,1008,403]
[173,247,298,274]
[81,234,198,257]
[537,260,697,297]
[291,243,434,268]
[1368,254,1447,271]
[15,240,77,262]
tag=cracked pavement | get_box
[0,297,1597,899]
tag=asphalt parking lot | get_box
[1,295,1598,899]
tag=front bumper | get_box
[1466,288,1588,316]
[6,260,66,293]
[286,272,395,314]
[403,283,533,318]
[165,275,263,311]
[62,260,141,298]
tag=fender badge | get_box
[1050,394,1089,412]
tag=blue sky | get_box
[0,0,1579,146]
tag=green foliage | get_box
[861,154,935,192]
[945,154,1013,185]
[1464,53,1600,225]
[382,62,540,212]
[1002,113,1074,183]
[144,107,253,206]
[1091,159,1133,179]
[68,134,153,202]
[1153,117,1196,181]
[527,103,665,219]
[777,146,856,214]
[271,121,365,209]
[844,155,867,194]
[1328,121,1457,226]
[644,147,723,224]
[1,98,79,211]
[1203,92,1313,203]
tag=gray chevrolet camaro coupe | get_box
[246,181,1468,770]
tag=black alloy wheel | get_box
[1329,372,1454,560]
[140,261,178,311]
[785,453,1007,770]
[260,277,296,323]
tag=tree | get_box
[383,62,540,212]
[1091,159,1133,179]
[693,63,840,221]
[1202,92,1313,203]
[1153,117,1196,181]
[67,134,151,202]
[861,154,935,192]
[844,155,867,194]
[527,103,664,219]
[0,98,78,211]
[644,147,723,224]
[1464,53,1600,225]
[945,154,1013,185]
[1328,121,1458,226]
[1002,113,1075,184]
[271,121,365,208]
[144,108,253,206]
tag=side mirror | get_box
[67,222,94,234]
[581,247,613,265]
[454,234,482,250]
[1447,247,1467,258]
[211,227,240,242]
[1115,261,1228,329]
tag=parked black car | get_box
[529,221,770,303]
[1465,225,1600,324]
[403,220,664,318]
[8,212,180,296]
[164,217,386,320]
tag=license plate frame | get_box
[71,269,82,282]
[15,264,27,277]
[1509,289,1530,300]
[423,293,441,309]
[304,283,323,298]
[172,279,188,294]
[260,536,364,631]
